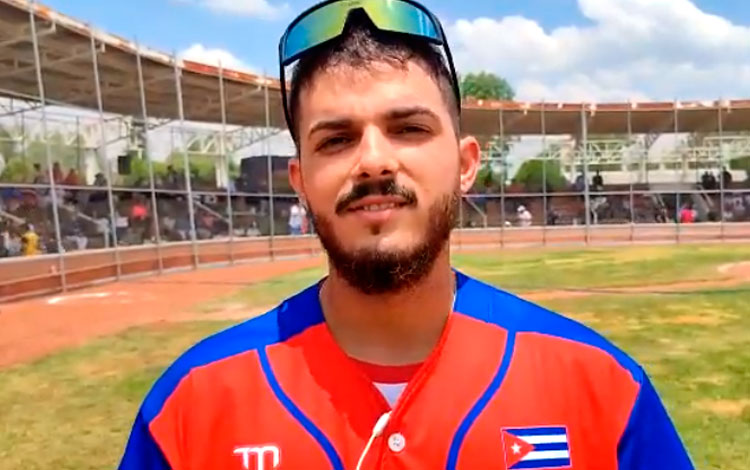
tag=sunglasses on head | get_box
[278,0,461,133]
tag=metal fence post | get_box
[541,101,548,246]
[718,101,726,241]
[674,101,681,244]
[264,75,275,260]
[173,52,199,267]
[90,29,122,278]
[581,105,591,245]
[135,39,164,274]
[499,107,506,248]
[29,1,66,290]
[627,102,635,242]
[218,63,235,265]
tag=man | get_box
[288,199,305,235]
[517,205,533,227]
[120,2,693,469]
[32,163,45,185]
[679,203,696,224]
[20,223,40,256]
[592,170,604,190]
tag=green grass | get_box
[0,321,234,470]
[194,266,326,313]
[194,244,750,315]
[537,289,750,470]
[453,243,750,291]
[1,244,749,469]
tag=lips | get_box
[346,196,410,213]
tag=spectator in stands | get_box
[63,168,80,186]
[0,225,9,258]
[52,162,64,184]
[21,223,40,256]
[2,227,21,257]
[546,207,559,226]
[94,211,111,248]
[130,196,149,242]
[729,194,746,221]
[288,200,305,235]
[247,221,261,237]
[32,163,45,185]
[63,221,88,252]
[175,215,191,241]
[679,203,696,224]
[517,205,532,227]
[197,213,216,240]
[73,230,88,251]
[130,197,148,221]
[721,167,733,187]
[592,170,604,191]
[574,172,585,192]
[161,213,177,240]
[700,171,717,190]
[591,194,608,224]
[115,207,130,245]
[94,172,107,187]
[166,165,180,189]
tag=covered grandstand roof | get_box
[2,0,750,137]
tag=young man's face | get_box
[289,59,480,291]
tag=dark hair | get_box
[288,13,460,144]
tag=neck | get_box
[320,248,455,366]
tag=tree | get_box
[731,155,750,179]
[0,125,19,163]
[512,158,568,193]
[167,151,218,188]
[26,131,82,170]
[0,157,33,183]
[460,72,515,101]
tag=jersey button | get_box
[388,433,406,453]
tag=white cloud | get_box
[195,0,289,20]
[179,43,256,72]
[448,0,750,102]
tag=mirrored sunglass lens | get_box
[283,0,440,64]
[283,4,349,63]
[364,0,439,40]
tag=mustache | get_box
[335,179,418,215]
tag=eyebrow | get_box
[307,106,441,139]
[308,118,353,139]
[385,106,441,122]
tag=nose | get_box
[353,125,398,180]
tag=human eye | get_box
[315,134,354,153]
[394,124,430,135]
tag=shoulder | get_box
[139,282,324,423]
[454,270,643,383]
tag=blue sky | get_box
[39,0,750,101]
[43,0,589,73]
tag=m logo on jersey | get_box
[501,426,571,469]
[233,445,280,470]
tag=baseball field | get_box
[1,243,749,469]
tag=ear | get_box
[458,136,481,194]
[288,157,306,205]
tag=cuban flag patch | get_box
[501,426,571,469]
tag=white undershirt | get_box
[374,382,408,408]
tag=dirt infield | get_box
[2,254,750,369]
[0,255,324,368]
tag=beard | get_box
[311,184,460,295]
